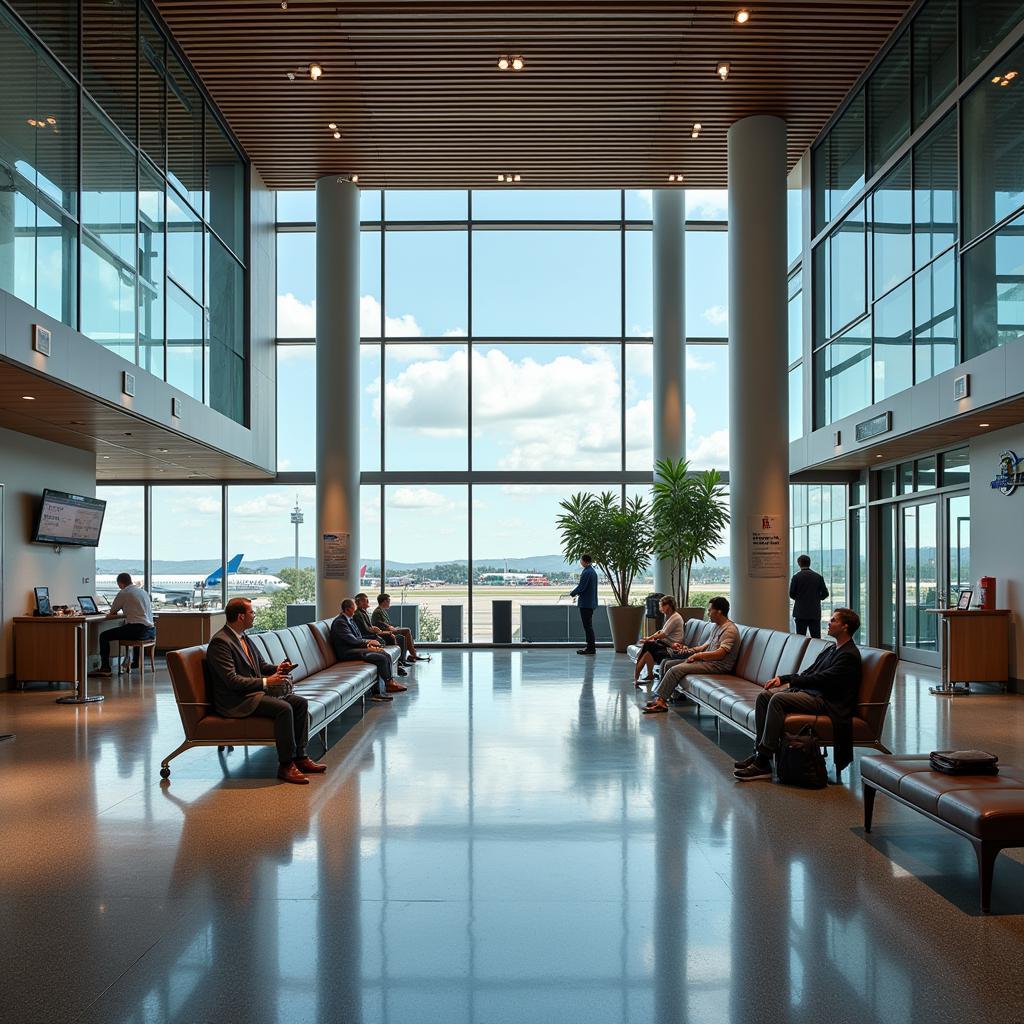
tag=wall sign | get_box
[991,450,1024,496]
[749,514,785,578]
[32,324,51,356]
[322,531,350,579]
[855,411,891,443]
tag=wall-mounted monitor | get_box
[32,490,107,547]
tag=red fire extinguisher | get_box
[978,576,997,611]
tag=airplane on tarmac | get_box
[96,554,289,605]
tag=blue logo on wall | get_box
[991,450,1024,495]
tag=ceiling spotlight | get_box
[497,55,510,70]
[21,395,35,400]
[735,8,750,24]
[691,122,702,139]
[979,422,991,427]
[717,61,731,81]
[46,116,56,125]
[286,71,296,81]
[333,131,341,139]
[157,448,169,454]
[309,63,323,81]
[497,174,505,181]
[992,70,1019,86]
[351,174,359,183]
[26,118,37,126]
[511,55,525,71]
[101,455,110,459]
[513,174,521,182]
[668,174,684,183]
[280,0,287,8]
[328,122,337,130]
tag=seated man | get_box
[734,607,862,781]
[206,597,325,785]
[92,572,156,677]
[330,598,405,698]
[372,593,426,661]
[354,592,408,675]
[642,597,739,715]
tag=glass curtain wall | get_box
[276,188,732,642]
[789,484,847,634]
[810,0,1024,429]
[0,0,248,424]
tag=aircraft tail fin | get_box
[204,553,244,587]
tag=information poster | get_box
[749,515,785,578]
[322,531,350,580]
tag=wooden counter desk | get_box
[154,609,226,651]
[14,614,109,703]
[924,608,1011,696]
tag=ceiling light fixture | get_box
[22,395,35,400]
[328,122,337,130]
[333,131,341,139]
[286,71,296,81]
[511,55,525,71]
[691,122,702,139]
[735,8,750,23]
[351,174,359,183]
[668,174,684,183]
[497,55,510,70]
[979,422,991,427]
[280,0,287,8]
[717,61,731,81]
[992,70,1019,87]
[309,63,323,81]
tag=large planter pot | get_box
[608,605,645,653]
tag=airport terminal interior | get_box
[2,1,1024,1021]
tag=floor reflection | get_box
[2,654,1024,1023]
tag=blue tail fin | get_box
[204,553,243,587]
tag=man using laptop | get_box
[92,573,155,676]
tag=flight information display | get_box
[33,490,107,546]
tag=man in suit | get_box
[569,553,599,656]
[790,554,829,638]
[330,598,405,698]
[734,607,862,781]
[354,592,409,674]
[206,597,326,785]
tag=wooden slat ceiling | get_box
[154,0,914,190]
[0,359,274,481]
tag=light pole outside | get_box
[290,497,304,574]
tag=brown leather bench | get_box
[862,754,1024,911]
[664,618,898,781]
[161,618,400,778]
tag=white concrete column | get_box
[728,116,790,629]
[315,176,361,617]
[652,189,685,598]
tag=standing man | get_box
[790,554,829,638]
[354,593,409,675]
[570,553,599,656]
[92,572,155,677]
[206,597,325,785]
[330,599,405,698]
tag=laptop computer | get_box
[78,595,99,615]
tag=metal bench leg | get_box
[863,783,876,832]
[160,740,192,779]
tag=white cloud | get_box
[634,189,653,209]
[688,428,730,469]
[686,350,714,372]
[277,293,465,342]
[701,304,728,327]
[686,189,728,221]
[388,487,452,511]
[277,293,315,337]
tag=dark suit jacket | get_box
[780,640,861,771]
[354,607,380,638]
[206,625,275,718]
[330,613,372,660]
[789,568,829,619]
[570,565,599,609]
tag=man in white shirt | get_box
[93,573,155,677]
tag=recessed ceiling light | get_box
[328,122,337,130]
[497,55,510,71]
[875,454,884,459]
[26,118,37,127]
[979,422,990,427]
[513,174,521,182]
[157,448,169,453]
[511,55,525,71]
[351,174,359,183]
[717,61,731,81]
[102,455,110,460]
[333,131,341,139]
[309,63,323,81]
[735,8,750,24]
[668,174,683,183]
[280,0,287,8]
[22,395,35,400]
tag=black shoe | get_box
[734,753,759,770]
[734,760,773,781]
[576,649,596,656]
[397,667,408,676]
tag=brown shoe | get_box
[386,681,408,693]
[277,763,310,785]
[294,756,326,774]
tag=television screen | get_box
[33,490,107,547]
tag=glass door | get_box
[899,499,940,665]
[947,493,971,607]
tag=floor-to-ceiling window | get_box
[275,188,732,642]
[789,484,847,633]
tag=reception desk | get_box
[154,609,226,651]
[14,614,109,703]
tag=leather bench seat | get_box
[163,617,402,777]
[861,754,1024,910]
[662,617,898,781]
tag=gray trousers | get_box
[754,689,827,754]
[656,659,734,701]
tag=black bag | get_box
[777,726,829,789]
[929,749,999,776]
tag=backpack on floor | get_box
[777,725,829,789]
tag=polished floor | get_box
[3,652,1024,1024]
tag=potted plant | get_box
[651,458,730,616]
[557,491,653,652]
